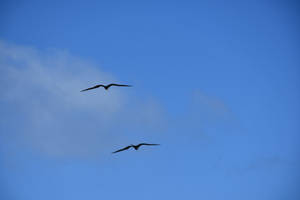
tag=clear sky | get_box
[0,1,300,199]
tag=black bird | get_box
[80,83,131,92]
[112,143,160,154]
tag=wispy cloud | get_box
[0,41,165,158]
[0,41,240,160]
[226,156,299,177]
[169,90,240,142]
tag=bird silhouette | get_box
[80,83,131,92]
[112,143,160,154]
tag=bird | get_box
[80,83,131,92]
[112,143,160,154]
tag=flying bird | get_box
[80,83,131,92]
[112,143,160,154]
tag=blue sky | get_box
[0,1,300,199]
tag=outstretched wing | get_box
[107,83,132,89]
[80,85,104,92]
[112,145,132,154]
[137,143,160,148]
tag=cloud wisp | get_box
[0,41,239,160]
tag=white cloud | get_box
[0,41,165,158]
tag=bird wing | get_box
[112,145,132,153]
[107,83,132,88]
[80,85,104,92]
[138,143,160,147]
